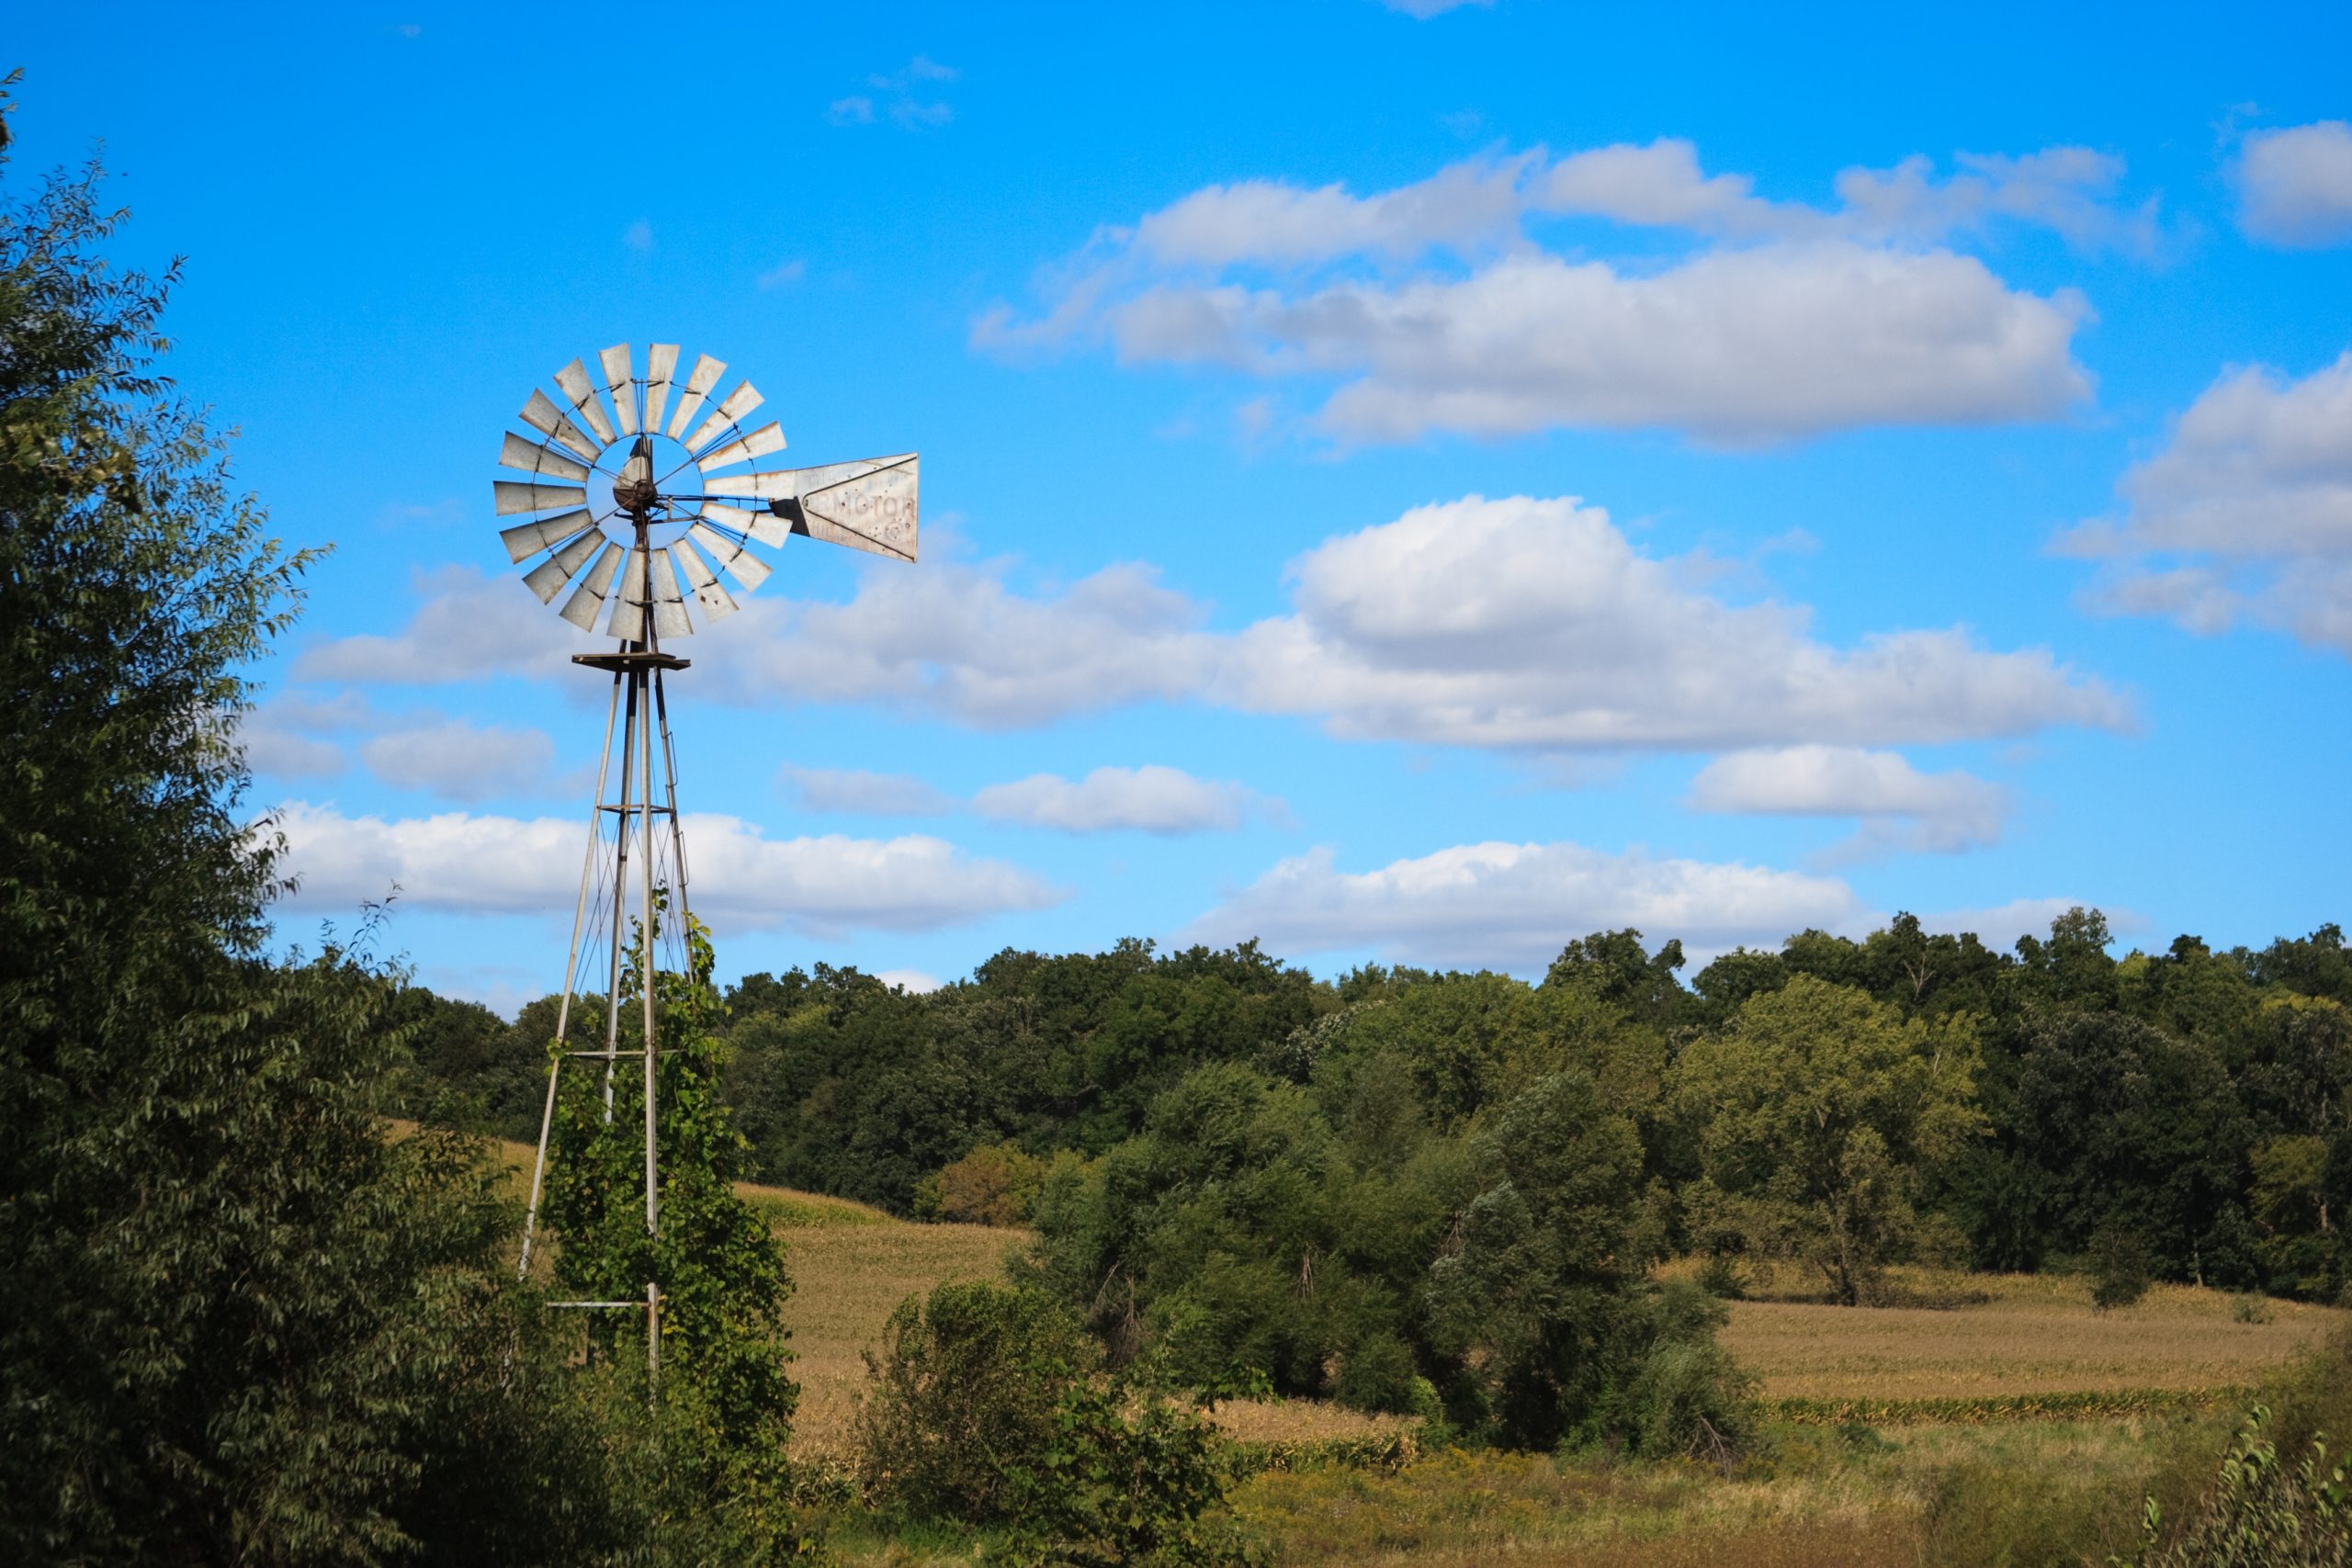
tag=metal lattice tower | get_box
[493,342,918,1381]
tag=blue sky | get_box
[14,3,2350,1011]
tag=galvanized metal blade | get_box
[684,381,763,453]
[499,431,594,483]
[523,525,605,600]
[666,354,726,440]
[605,547,650,640]
[649,548,693,639]
[685,519,774,592]
[672,536,741,620]
[495,479,590,516]
[643,344,680,435]
[559,541,624,629]
[696,420,786,473]
[520,389,605,462]
[554,358,617,446]
[702,499,789,548]
[501,507,594,563]
[600,344,638,437]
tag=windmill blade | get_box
[495,479,590,516]
[559,542,624,629]
[617,436,652,491]
[519,389,604,462]
[600,344,638,436]
[499,432,593,483]
[685,519,773,592]
[697,421,786,473]
[701,500,789,548]
[500,507,594,563]
[523,525,605,600]
[649,548,694,639]
[798,455,918,562]
[684,381,763,453]
[605,547,650,641]
[665,354,726,440]
[643,344,680,434]
[554,358,617,446]
[673,536,741,620]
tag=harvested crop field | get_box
[1714,1269,2346,1403]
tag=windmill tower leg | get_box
[518,668,628,1280]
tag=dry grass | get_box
[1699,1265,2346,1400]
[785,1221,1030,1451]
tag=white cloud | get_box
[1382,0,1493,17]
[975,139,2161,444]
[829,96,876,126]
[972,765,1261,833]
[334,495,2128,755]
[837,57,956,130]
[1214,495,2128,750]
[758,258,807,290]
[243,692,372,780]
[622,220,653,253]
[782,765,956,817]
[358,718,556,803]
[876,968,944,994]
[1184,840,1860,972]
[296,565,579,684]
[2237,121,2352,248]
[2061,352,2352,655]
[1688,745,2012,861]
[271,803,1063,936]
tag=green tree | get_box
[1671,976,1985,1304]
[0,103,618,1563]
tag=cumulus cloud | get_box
[1183,839,1861,972]
[327,495,2129,754]
[358,719,557,803]
[243,692,371,780]
[972,765,1262,833]
[2060,351,2352,655]
[782,765,956,817]
[296,565,579,684]
[975,138,2159,444]
[2237,121,2352,248]
[876,968,944,994]
[271,802,1063,936]
[1688,745,2012,862]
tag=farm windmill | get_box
[496,342,917,1378]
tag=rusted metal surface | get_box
[672,536,741,620]
[605,547,650,640]
[649,548,694,639]
[797,453,920,562]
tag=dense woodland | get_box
[397,912,2352,1420]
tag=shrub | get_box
[857,1280,1097,1520]
[932,1141,1048,1225]
[2129,1404,2351,1567]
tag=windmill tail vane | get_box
[499,341,919,1385]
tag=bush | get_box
[857,1281,1097,1520]
[857,1280,1252,1564]
[929,1141,1048,1225]
[2130,1404,2351,1567]
[1618,1282,1758,1464]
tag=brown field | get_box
[1710,1266,2346,1401]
